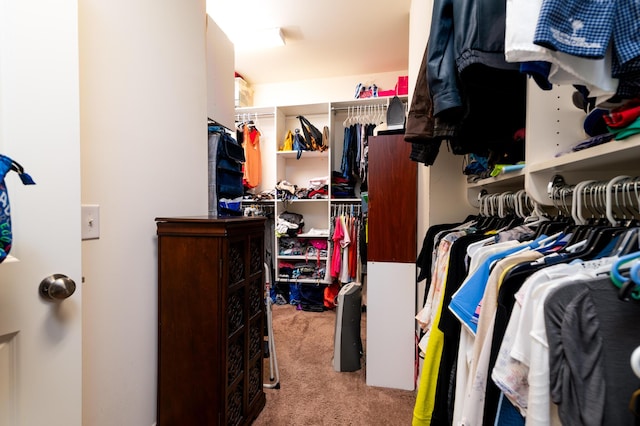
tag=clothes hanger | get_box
[606,175,631,226]
[609,250,640,300]
[343,107,351,127]
[631,346,640,379]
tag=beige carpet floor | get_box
[253,304,416,425]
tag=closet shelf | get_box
[278,255,328,261]
[525,134,640,205]
[331,95,408,110]
[466,170,525,207]
[276,278,329,285]
[331,198,361,202]
[527,134,640,174]
[276,198,328,203]
[467,169,525,189]
[294,232,330,238]
[276,150,328,159]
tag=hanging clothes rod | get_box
[235,112,275,121]
[331,104,390,112]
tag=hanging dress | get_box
[243,125,262,188]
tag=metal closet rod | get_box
[331,104,390,112]
[547,174,640,199]
[235,112,275,120]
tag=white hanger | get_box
[632,346,640,379]
[573,180,596,225]
[342,107,350,127]
[606,175,630,226]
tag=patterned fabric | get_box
[612,1,640,66]
[534,0,615,59]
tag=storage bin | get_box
[396,75,408,95]
[235,76,254,107]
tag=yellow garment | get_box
[412,268,448,425]
[280,129,293,151]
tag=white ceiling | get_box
[207,0,411,86]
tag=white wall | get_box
[252,70,407,106]
[410,0,432,324]
[79,1,208,425]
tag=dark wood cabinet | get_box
[367,133,417,263]
[156,216,266,426]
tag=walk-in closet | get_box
[159,0,640,425]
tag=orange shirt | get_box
[243,126,262,188]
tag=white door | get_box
[0,1,82,425]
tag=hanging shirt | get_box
[348,216,358,280]
[449,239,543,335]
[459,250,542,426]
[331,216,344,279]
[339,215,351,283]
[243,125,262,188]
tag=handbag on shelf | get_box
[280,129,293,151]
[298,115,327,152]
[292,128,311,159]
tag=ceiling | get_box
[206,0,411,86]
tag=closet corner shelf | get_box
[467,169,525,190]
[527,134,640,175]
[276,150,328,159]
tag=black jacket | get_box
[426,0,527,160]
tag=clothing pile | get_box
[279,237,327,259]
[242,189,275,202]
[331,171,356,198]
[278,261,325,281]
[275,177,328,202]
[276,211,304,237]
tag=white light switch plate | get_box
[81,204,100,240]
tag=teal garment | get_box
[0,154,36,263]
[610,116,640,140]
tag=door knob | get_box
[39,274,76,301]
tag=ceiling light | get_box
[231,27,285,51]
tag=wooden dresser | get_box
[155,216,266,425]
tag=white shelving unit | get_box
[237,96,406,285]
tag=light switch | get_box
[81,204,100,240]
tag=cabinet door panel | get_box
[367,134,417,263]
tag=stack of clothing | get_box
[276,178,329,201]
[331,171,356,198]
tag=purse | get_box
[322,125,330,150]
[298,115,326,152]
[292,128,310,159]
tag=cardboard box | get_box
[235,77,253,108]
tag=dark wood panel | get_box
[157,217,266,426]
[367,134,417,263]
